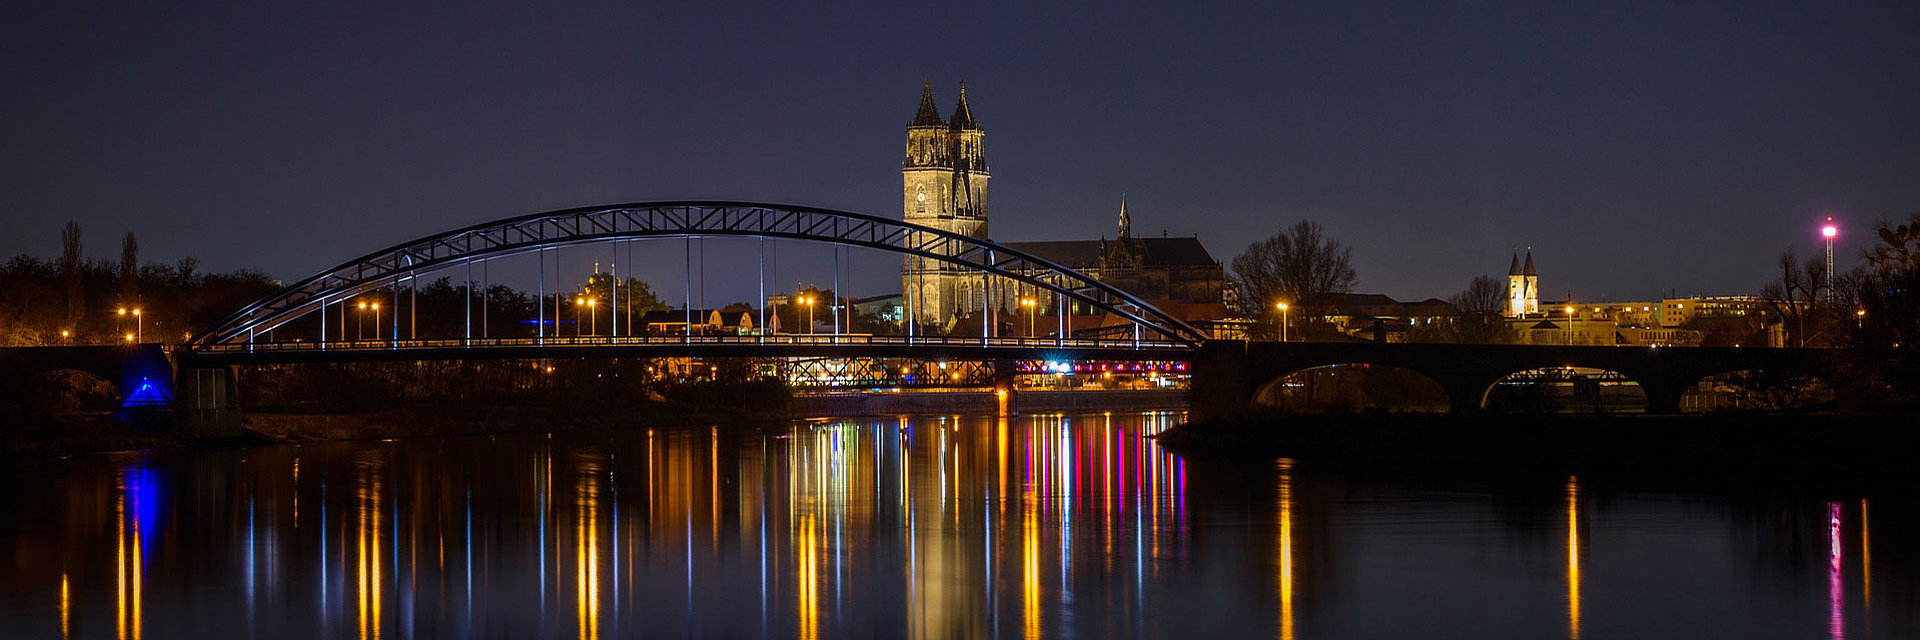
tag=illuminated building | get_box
[901,82,991,325]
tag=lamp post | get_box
[357,301,368,340]
[131,309,142,342]
[1275,302,1289,342]
[60,330,70,344]
[1822,218,1838,302]
[371,303,381,341]
[116,307,127,340]
[1020,297,1036,339]
[572,296,583,337]
[799,295,816,334]
[587,298,597,336]
[1565,306,1576,346]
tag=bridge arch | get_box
[1482,366,1649,414]
[1679,369,1834,412]
[187,201,1206,349]
[1252,363,1450,413]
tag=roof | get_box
[1003,236,1217,269]
[949,82,978,130]
[1523,249,1537,276]
[911,83,943,127]
[1509,251,1523,276]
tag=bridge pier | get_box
[1441,380,1491,414]
[1642,383,1686,415]
[993,359,1019,416]
[173,366,243,439]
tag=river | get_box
[0,410,1906,638]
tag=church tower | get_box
[1506,249,1540,317]
[902,82,990,325]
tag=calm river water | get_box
[0,411,1909,639]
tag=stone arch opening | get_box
[1483,366,1647,414]
[1253,363,1450,413]
[1680,369,1834,413]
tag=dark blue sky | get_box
[4,0,1917,303]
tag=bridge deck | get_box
[181,334,1196,365]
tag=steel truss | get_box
[189,201,1206,349]
[782,358,997,389]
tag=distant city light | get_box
[1822,225,1837,238]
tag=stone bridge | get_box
[1187,341,1846,421]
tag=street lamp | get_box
[587,298,598,336]
[799,295,816,334]
[370,303,381,341]
[1275,302,1289,342]
[1565,305,1576,346]
[1822,217,1838,301]
[1020,297,1037,339]
[574,296,585,337]
[60,329,70,344]
[132,309,141,342]
[357,301,368,340]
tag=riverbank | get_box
[1157,410,1920,486]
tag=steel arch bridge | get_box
[185,201,1207,358]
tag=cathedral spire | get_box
[1523,248,1537,276]
[1118,196,1132,238]
[1508,250,1523,276]
[948,81,978,130]
[911,82,943,127]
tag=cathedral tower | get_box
[1506,248,1540,317]
[902,82,991,325]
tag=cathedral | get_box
[897,83,1230,329]
[900,83,991,325]
[1506,249,1540,317]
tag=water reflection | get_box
[0,411,1912,639]
[1567,477,1581,640]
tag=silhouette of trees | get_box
[1760,248,1831,348]
[1231,220,1357,338]
[1446,275,1513,344]
[1843,213,1920,403]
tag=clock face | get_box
[917,193,926,202]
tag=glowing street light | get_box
[1565,305,1576,346]
[1275,302,1290,342]
[370,303,381,341]
[587,298,598,335]
[60,329,70,344]
[357,301,369,340]
[798,295,816,334]
[1020,297,1037,339]
[1822,216,1838,300]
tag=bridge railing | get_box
[187,333,1193,355]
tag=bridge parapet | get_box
[1188,340,1845,420]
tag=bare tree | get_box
[1230,220,1357,328]
[60,221,82,325]
[1760,248,1828,347]
[120,231,139,304]
[1447,275,1512,344]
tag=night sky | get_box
[4,1,1917,304]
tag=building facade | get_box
[901,83,991,325]
[1506,249,1540,317]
